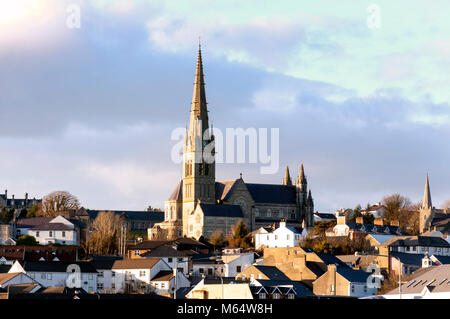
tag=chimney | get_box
[25,193,28,200]
[279,219,286,228]
[4,189,7,199]
[390,220,399,227]
[327,264,337,295]
[374,218,384,226]
[337,216,346,225]
[295,254,307,269]
[356,217,364,224]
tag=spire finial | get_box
[283,165,292,186]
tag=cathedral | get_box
[149,46,314,240]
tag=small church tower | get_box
[296,164,314,229]
[419,174,434,234]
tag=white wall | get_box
[255,223,305,249]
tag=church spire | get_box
[283,165,292,186]
[422,174,432,209]
[190,43,209,132]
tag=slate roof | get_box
[140,245,190,258]
[336,266,370,283]
[346,222,403,235]
[20,261,97,273]
[252,279,313,297]
[151,270,174,282]
[390,252,450,266]
[386,264,450,295]
[0,272,22,285]
[388,236,450,248]
[111,258,161,270]
[215,180,238,201]
[86,210,164,222]
[245,183,297,205]
[198,203,243,218]
[15,218,52,228]
[168,181,183,201]
[0,265,11,273]
[30,223,73,231]
[253,266,290,281]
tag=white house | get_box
[95,258,190,295]
[255,221,307,249]
[191,252,254,277]
[8,260,98,293]
[16,216,78,246]
[139,245,190,275]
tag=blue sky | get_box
[0,0,449,212]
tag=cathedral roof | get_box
[215,180,238,201]
[168,180,183,201]
[198,203,243,218]
[245,183,297,205]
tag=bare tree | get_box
[381,194,411,222]
[209,230,225,247]
[38,191,80,217]
[86,211,124,256]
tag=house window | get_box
[111,283,115,289]
[207,268,213,276]
[36,231,40,237]
[275,235,278,240]
[351,285,355,293]
[88,274,93,280]
[49,231,53,237]
[140,270,146,277]
[161,283,166,289]
[287,235,290,240]
[272,293,280,299]
[199,268,204,274]
[97,283,104,290]
[41,273,46,279]
[29,273,35,279]
[287,293,295,299]
[236,266,242,273]
[259,293,267,299]
[168,257,173,263]
[98,271,103,278]
[112,272,115,277]
[47,273,52,280]
[134,250,140,256]
[255,208,260,217]
[178,258,183,262]
[62,231,66,237]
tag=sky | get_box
[0,0,449,212]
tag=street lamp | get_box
[355,251,403,299]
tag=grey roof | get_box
[15,217,52,228]
[253,266,290,281]
[386,264,450,295]
[140,245,190,258]
[336,266,370,283]
[86,210,164,222]
[20,261,97,273]
[390,252,450,266]
[168,181,183,201]
[252,279,313,297]
[215,180,238,201]
[317,253,351,268]
[199,203,243,218]
[245,183,297,205]
[346,222,403,235]
[389,236,450,248]
[30,223,73,231]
